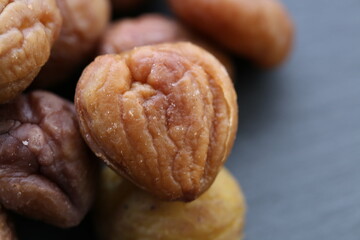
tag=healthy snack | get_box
[75,42,238,201]
[34,0,110,87]
[0,0,62,103]
[0,91,97,228]
[99,14,190,54]
[169,0,294,68]
[96,167,246,240]
[0,205,16,240]
[99,14,234,78]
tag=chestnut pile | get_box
[0,0,294,239]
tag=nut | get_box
[0,91,97,228]
[34,0,110,88]
[99,14,191,54]
[0,205,16,240]
[168,0,294,68]
[75,42,238,201]
[96,167,246,240]
[99,13,234,78]
[0,0,62,103]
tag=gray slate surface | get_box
[227,0,360,239]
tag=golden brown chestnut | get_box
[169,0,294,68]
[96,167,246,240]
[75,42,238,201]
[0,0,62,103]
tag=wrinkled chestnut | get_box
[0,205,16,240]
[75,42,238,201]
[99,14,234,78]
[0,91,97,228]
[96,167,246,240]
[169,0,294,68]
[34,0,110,87]
[0,0,62,103]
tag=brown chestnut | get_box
[0,0,62,103]
[96,167,246,240]
[0,91,97,228]
[75,42,238,201]
[169,0,294,67]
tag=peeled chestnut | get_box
[99,14,191,54]
[0,0,62,103]
[169,0,294,67]
[75,42,238,201]
[96,167,246,240]
[0,91,97,228]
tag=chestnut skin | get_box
[0,0,62,103]
[0,91,98,228]
[169,0,294,68]
[96,167,246,240]
[75,42,238,201]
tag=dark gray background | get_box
[16,0,360,239]
[228,0,360,239]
